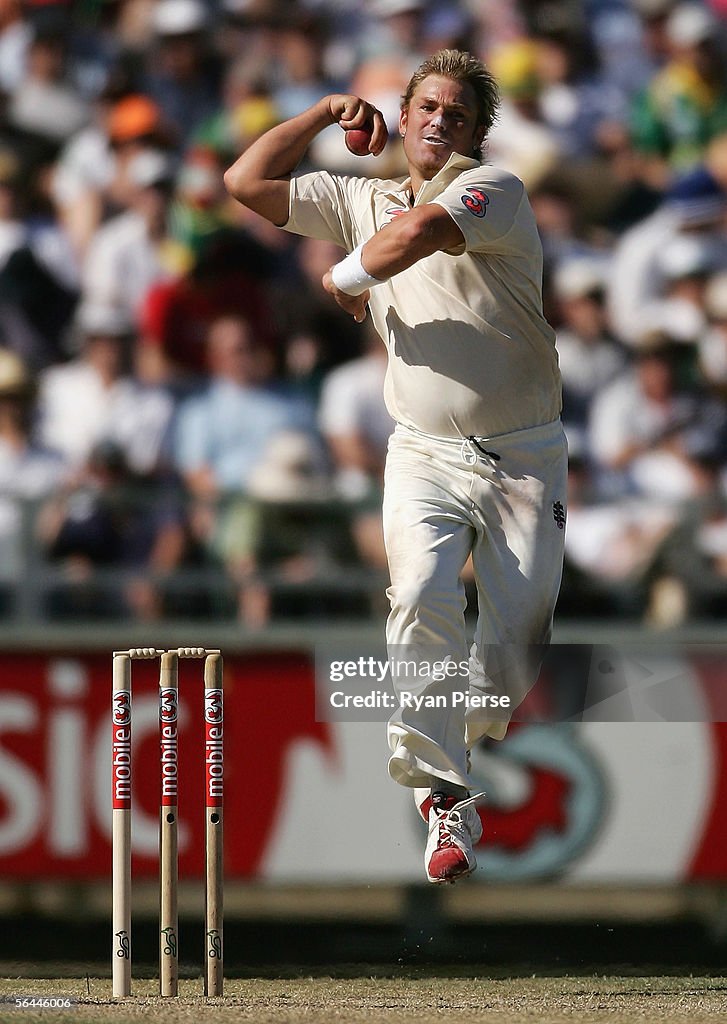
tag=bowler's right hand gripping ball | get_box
[345,122,374,156]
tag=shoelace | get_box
[430,792,485,846]
[437,820,457,848]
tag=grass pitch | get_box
[0,971,726,1024]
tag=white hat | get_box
[553,258,606,300]
[666,3,716,46]
[127,149,175,189]
[657,235,713,280]
[77,301,133,337]
[153,0,208,35]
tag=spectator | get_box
[319,331,394,574]
[559,448,680,618]
[275,330,326,409]
[590,118,664,234]
[533,25,629,159]
[631,2,727,184]
[607,161,727,345]
[174,313,321,625]
[66,0,127,102]
[192,56,280,163]
[174,313,312,497]
[487,39,560,190]
[271,13,333,121]
[553,257,626,448]
[589,0,673,103]
[82,148,178,323]
[215,0,292,73]
[139,224,280,384]
[653,446,727,621]
[0,149,78,369]
[52,91,172,259]
[167,145,230,260]
[104,93,175,205]
[530,177,609,294]
[363,0,428,66]
[221,428,340,627]
[7,27,88,143]
[37,300,174,474]
[144,0,221,146]
[40,439,189,620]
[631,0,680,74]
[588,334,722,501]
[0,348,67,613]
[319,331,393,502]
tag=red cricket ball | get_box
[345,124,373,156]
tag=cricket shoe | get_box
[414,753,473,822]
[425,792,484,884]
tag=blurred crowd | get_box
[1,0,727,627]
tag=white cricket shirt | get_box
[285,152,561,438]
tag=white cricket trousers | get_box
[383,418,567,790]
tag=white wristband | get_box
[330,243,382,296]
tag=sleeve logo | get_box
[461,186,489,218]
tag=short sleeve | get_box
[284,170,358,251]
[430,167,527,255]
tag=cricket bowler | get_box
[225,49,566,883]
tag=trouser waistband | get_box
[395,418,564,465]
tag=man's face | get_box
[399,74,485,183]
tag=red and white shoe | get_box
[425,793,484,884]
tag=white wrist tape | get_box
[330,243,382,296]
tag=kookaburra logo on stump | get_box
[552,501,566,529]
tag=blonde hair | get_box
[402,49,500,151]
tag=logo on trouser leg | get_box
[552,501,566,529]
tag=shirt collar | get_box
[378,152,481,206]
